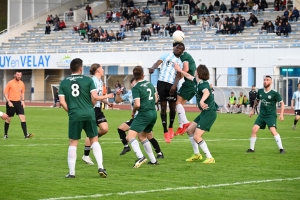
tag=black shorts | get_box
[125,118,134,126]
[250,100,255,108]
[94,107,107,125]
[157,80,177,102]
[6,101,24,117]
[295,110,300,116]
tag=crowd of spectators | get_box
[45,14,66,34]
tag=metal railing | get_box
[0,43,300,54]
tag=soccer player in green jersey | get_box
[126,66,158,168]
[174,63,218,164]
[58,58,108,178]
[247,76,285,154]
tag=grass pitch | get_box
[0,107,299,200]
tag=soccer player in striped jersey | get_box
[115,78,164,158]
[291,83,300,130]
[149,43,184,143]
[82,64,114,165]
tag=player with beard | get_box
[149,43,184,143]
[247,76,285,154]
[3,71,34,139]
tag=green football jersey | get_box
[180,52,196,82]
[132,80,156,112]
[193,78,218,111]
[257,88,282,117]
[58,74,96,120]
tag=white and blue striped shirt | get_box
[158,53,183,84]
[92,76,103,108]
[121,91,138,117]
[292,91,300,110]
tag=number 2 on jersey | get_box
[147,88,153,100]
[71,84,80,97]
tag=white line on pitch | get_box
[39,176,300,200]
[1,137,300,147]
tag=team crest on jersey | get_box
[166,60,173,67]
[268,95,271,99]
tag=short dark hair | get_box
[89,63,101,75]
[173,42,185,50]
[15,70,22,74]
[196,64,209,81]
[70,58,83,73]
[252,85,255,87]
[265,75,272,80]
[130,77,135,83]
[133,66,144,80]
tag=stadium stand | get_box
[1,0,300,53]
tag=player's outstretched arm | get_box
[173,63,194,81]
[149,60,163,74]
[59,96,68,112]
[115,89,124,103]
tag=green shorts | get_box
[130,110,157,133]
[178,81,195,101]
[193,110,217,132]
[68,120,98,140]
[254,115,277,129]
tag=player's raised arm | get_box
[173,63,194,81]
[149,60,163,74]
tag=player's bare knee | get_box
[296,116,300,120]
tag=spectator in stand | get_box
[86,4,93,20]
[192,12,198,25]
[130,19,137,31]
[117,29,125,41]
[125,19,132,31]
[106,12,112,23]
[79,21,84,30]
[46,15,53,25]
[100,30,107,42]
[207,3,214,14]
[53,22,60,31]
[200,3,207,14]
[246,13,258,27]
[67,9,73,20]
[190,0,196,14]
[214,0,220,11]
[215,21,224,34]
[145,28,151,40]
[231,22,238,34]
[239,0,247,12]
[237,21,244,33]
[284,8,289,18]
[94,32,100,42]
[291,7,299,21]
[229,0,236,13]
[45,24,51,34]
[282,21,291,36]
[224,21,231,34]
[203,20,209,32]
[275,22,283,36]
[59,20,66,31]
[260,20,268,33]
[153,22,160,34]
[168,14,175,24]
[261,0,268,8]
[176,24,182,31]
[108,30,116,41]
[219,2,227,13]
[159,25,166,36]
[267,21,275,33]
[53,14,60,26]
[169,24,176,36]
[252,4,258,15]
[140,28,147,41]
[247,0,254,11]
[187,14,193,25]
[194,5,201,15]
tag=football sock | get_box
[250,137,257,150]
[117,128,128,146]
[294,119,298,125]
[169,110,176,128]
[84,146,91,156]
[142,139,156,163]
[149,138,161,153]
[274,134,283,149]
[21,122,27,136]
[198,140,212,158]
[91,142,103,169]
[176,104,183,127]
[68,146,77,175]
[176,104,189,125]
[4,122,9,135]
[189,134,200,154]
[129,138,144,158]
[160,113,168,133]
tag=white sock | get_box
[189,134,199,154]
[274,134,283,149]
[142,139,156,163]
[198,140,212,158]
[177,114,182,128]
[91,142,103,169]
[176,104,189,125]
[224,106,229,112]
[250,137,257,150]
[129,138,144,158]
[68,146,77,175]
